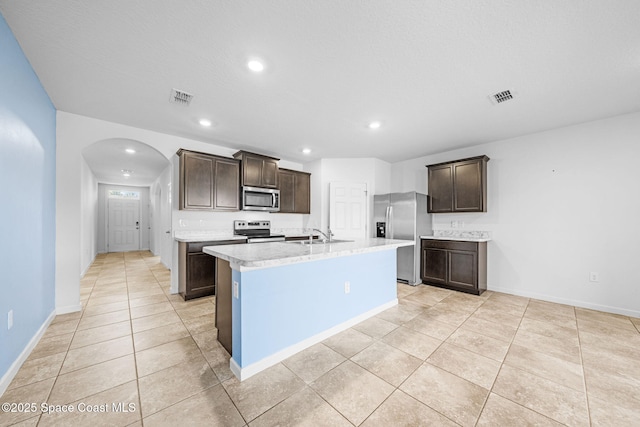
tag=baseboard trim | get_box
[80,253,98,278]
[488,286,640,318]
[230,299,399,381]
[0,309,56,397]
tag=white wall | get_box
[80,157,98,276]
[391,111,640,317]
[150,164,172,264]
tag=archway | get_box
[81,138,171,271]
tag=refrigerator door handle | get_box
[388,206,394,239]
[384,206,390,239]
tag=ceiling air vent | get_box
[489,89,515,105]
[169,88,193,106]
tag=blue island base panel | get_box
[229,249,398,380]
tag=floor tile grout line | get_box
[393,290,575,426]
[36,256,106,426]
[278,361,356,426]
[473,296,528,426]
[476,298,585,426]
[575,305,594,427]
[125,252,145,426]
[125,252,227,424]
[416,291,508,426]
[320,290,479,425]
[303,297,458,426]
[179,306,250,426]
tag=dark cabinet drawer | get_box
[421,239,478,252]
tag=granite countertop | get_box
[203,238,414,271]
[173,231,248,243]
[420,230,491,243]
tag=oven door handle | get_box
[247,236,285,243]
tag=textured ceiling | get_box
[82,139,169,186]
[2,0,640,166]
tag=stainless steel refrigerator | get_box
[373,192,432,285]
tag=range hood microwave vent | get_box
[490,89,515,105]
[169,88,193,106]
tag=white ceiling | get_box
[82,139,169,186]
[2,1,640,167]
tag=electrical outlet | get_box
[233,281,239,298]
[451,221,458,228]
[589,272,599,282]
[8,310,13,330]
[344,281,350,294]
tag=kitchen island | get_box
[203,238,413,381]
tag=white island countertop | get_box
[203,238,414,271]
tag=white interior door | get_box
[108,199,140,252]
[329,182,368,239]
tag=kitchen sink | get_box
[287,239,353,245]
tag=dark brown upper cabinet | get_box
[177,149,240,211]
[278,168,311,214]
[426,155,489,213]
[233,151,279,189]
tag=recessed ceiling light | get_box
[123,173,130,177]
[247,60,265,72]
[199,119,212,127]
[121,169,133,177]
[368,121,381,130]
[125,148,136,154]
[302,148,312,155]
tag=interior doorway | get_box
[107,190,141,252]
[329,181,368,239]
[98,185,151,253]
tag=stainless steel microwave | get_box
[242,186,280,212]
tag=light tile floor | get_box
[2,251,639,426]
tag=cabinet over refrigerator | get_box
[373,192,432,285]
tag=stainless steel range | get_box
[233,220,285,243]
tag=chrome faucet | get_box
[312,228,334,243]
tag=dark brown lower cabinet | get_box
[178,240,241,301]
[215,258,233,355]
[421,239,487,295]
